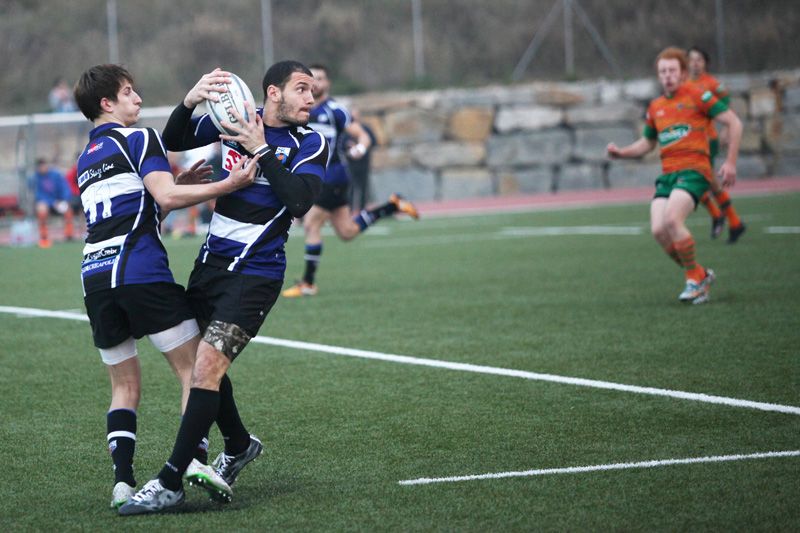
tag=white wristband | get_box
[252,144,271,156]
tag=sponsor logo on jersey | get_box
[84,246,121,262]
[78,163,116,187]
[88,142,103,154]
[701,90,713,102]
[275,146,291,162]
[658,124,691,146]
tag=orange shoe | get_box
[390,193,419,220]
[38,238,53,249]
[281,281,318,298]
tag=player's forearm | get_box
[254,147,322,218]
[615,138,654,159]
[723,114,743,165]
[162,103,202,151]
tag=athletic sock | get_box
[195,436,209,465]
[700,191,723,220]
[662,242,682,266]
[302,243,322,285]
[37,210,48,241]
[674,236,705,281]
[158,388,219,491]
[64,206,74,239]
[107,409,137,486]
[713,190,742,228]
[216,374,251,456]
[353,201,399,232]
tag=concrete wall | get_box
[345,69,800,203]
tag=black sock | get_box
[216,374,251,455]
[196,436,209,464]
[353,201,398,231]
[158,388,219,491]
[302,244,322,285]
[107,409,137,486]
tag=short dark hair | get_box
[261,60,312,99]
[688,46,711,65]
[35,157,48,167]
[74,64,134,121]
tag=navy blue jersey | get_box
[309,98,351,183]
[77,123,174,296]
[189,109,327,279]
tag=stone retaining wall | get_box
[342,69,800,202]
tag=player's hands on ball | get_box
[219,102,266,155]
[174,159,214,185]
[184,68,232,108]
[224,153,261,192]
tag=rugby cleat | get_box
[212,434,264,486]
[184,458,233,503]
[727,223,746,244]
[691,268,715,305]
[118,478,185,515]
[390,193,420,220]
[710,216,725,239]
[110,481,135,509]
[281,281,318,298]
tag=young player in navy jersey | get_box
[73,64,259,509]
[120,61,326,515]
[281,64,420,298]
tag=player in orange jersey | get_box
[688,46,746,243]
[607,47,743,304]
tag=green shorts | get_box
[654,170,710,204]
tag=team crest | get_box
[275,146,291,162]
[701,90,713,102]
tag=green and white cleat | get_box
[184,458,233,503]
[118,478,185,515]
[110,481,135,509]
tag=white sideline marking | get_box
[2,305,800,416]
[364,225,644,248]
[765,226,800,234]
[398,450,800,486]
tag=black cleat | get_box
[727,224,746,244]
[711,217,725,239]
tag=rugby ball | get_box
[204,73,257,135]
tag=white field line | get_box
[398,450,800,486]
[3,305,799,417]
[765,226,800,234]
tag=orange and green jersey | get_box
[688,72,730,141]
[643,83,728,180]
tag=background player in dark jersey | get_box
[687,45,747,243]
[73,64,258,509]
[120,61,326,515]
[281,64,419,298]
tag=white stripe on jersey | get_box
[111,190,146,288]
[228,206,286,271]
[81,171,144,212]
[105,135,137,174]
[209,212,273,244]
[291,131,327,173]
[310,122,336,138]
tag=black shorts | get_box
[315,182,350,211]
[186,263,283,338]
[84,282,194,349]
